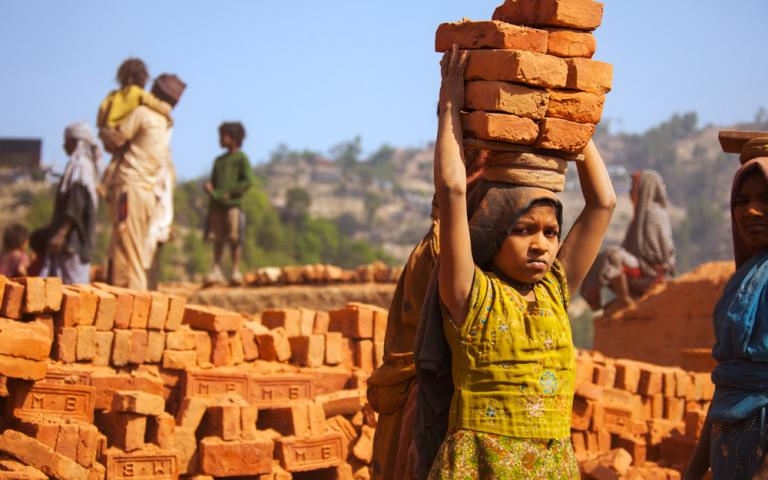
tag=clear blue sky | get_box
[1,1,766,179]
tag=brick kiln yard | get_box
[0,262,732,479]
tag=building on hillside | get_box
[310,157,342,183]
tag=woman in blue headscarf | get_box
[685,139,768,479]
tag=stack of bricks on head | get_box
[436,0,613,192]
[0,273,386,479]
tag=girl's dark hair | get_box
[116,58,149,88]
[219,122,246,147]
[2,224,29,252]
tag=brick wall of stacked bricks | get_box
[0,274,709,479]
[242,263,401,288]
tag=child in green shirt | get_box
[204,122,255,286]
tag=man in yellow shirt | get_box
[105,73,186,290]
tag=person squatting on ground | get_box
[0,224,30,278]
[37,122,101,284]
[103,73,186,290]
[685,138,768,479]
[203,121,254,286]
[580,169,675,312]
[412,46,616,479]
[367,149,486,479]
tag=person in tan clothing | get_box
[368,149,486,480]
[105,74,186,290]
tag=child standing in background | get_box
[204,122,254,286]
[0,224,30,277]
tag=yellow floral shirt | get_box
[443,259,575,439]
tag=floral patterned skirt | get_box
[710,411,768,479]
[427,429,580,480]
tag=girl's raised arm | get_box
[557,140,617,295]
[435,46,474,324]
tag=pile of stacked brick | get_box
[436,0,613,191]
[0,274,385,479]
[242,262,401,288]
[592,261,734,371]
[573,350,713,479]
[0,273,711,478]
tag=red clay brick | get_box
[289,335,325,368]
[276,432,345,472]
[230,331,245,365]
[535,117,595,153]
[462,111,539,144]
[127,291,151,329]
[75,326,97,361]
[259,401,326,437]
[164,294,186,331]
[53,422,79,464]
[646,418,685,445]
[55,327,77,363]
[112,390,165,416]
[664,396,685,422]
[466,49,568,88]
[204,403,242,441]
[89,371,165,411]
[571,431,586,457]
[62,285,96,326]
[298,308,316,336]
[172,427,198,475]
[199,435,274,477]
[316,390,366,418]
[684,410,706,439]
[211,332,232,367]
[248,375,315,409]
[351,425,374,464]
[565,57,613,94]
[147,292,169,330]
[435,19,547,53]
[241,405,259,440]
[184,305,244,332]
[313,311,330,334]
[146,412,175,450]
[639,367,664,396]
[104,447,177,479]
[93,283,133,329]
[493,0,604,30]
[76,285,115,331]
[17,277,46,314]
[195,331,213,367]
[146,330,165,363]
[0,429,89,480]
[593,402,634,436]
[466,81,549,119]
[1,279,24,319]
[571,397,593,431]
[176,395,212,430]
[76,423,99,468]
[256,327,292,362]
[353,340,375,372]
[97,411,146,451]
[129,329,148,365]
[10,382,95,423]
[162,350,197,370]
[324,332,343,366]
[0,318,51,361]
[545,28,596,58]
[44,277,62,311]
[182,370,249,400]
[165,327,197,351]
[546,90,605,124]
[262,309,302,337]
[240,327,259,361]
[659,435,697,470]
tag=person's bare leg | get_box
[230,242,243,285]
[606,273,636,313]
[205,240,226,285]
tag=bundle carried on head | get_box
[719,130,768,164]
[435,0,613,192]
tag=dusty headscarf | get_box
[622,169,675,275]
[62,121,102,208]
[731,157,768,268]
[412,180,562,478]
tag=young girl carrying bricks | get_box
[423,46,615,478]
